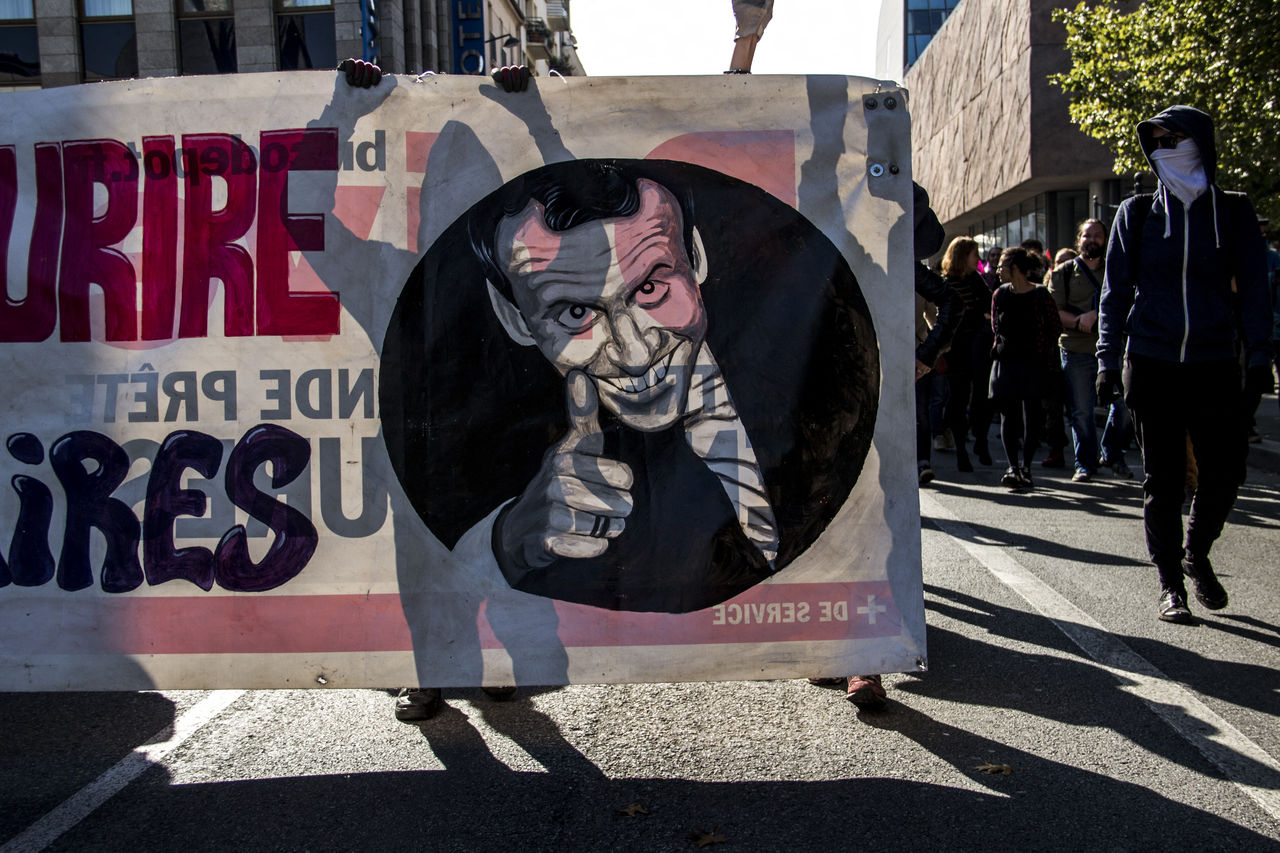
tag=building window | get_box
[178,0,236,75]
[0,0,39,84]
[276,0,334,71]
[904,0,959,68]
[80,0,137,81]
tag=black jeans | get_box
[1123,354,1247,585]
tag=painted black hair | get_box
[468,160,699,301]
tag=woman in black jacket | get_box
[990,247,1063,489]
[940,237,996,471]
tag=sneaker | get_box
[481,685,518,701]
[1000,467,1021,488]
[1017,467,1034,489]
[1101,458,1133,479]
[394,687,443,722]
[845,674,887,709]
[933,435,950,452]
[918,463,935,486]
[1182,554,1228,610]
[1071,469,1092,482]
[1157,588,1193,624]
[1041,450,1066,469]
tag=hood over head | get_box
[1138,105,1217,183]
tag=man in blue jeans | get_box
[1047,219,1132,482]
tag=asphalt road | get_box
[4,405,1280,852]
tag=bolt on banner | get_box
[0,71,922,690]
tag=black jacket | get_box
[1098,105,1271,371]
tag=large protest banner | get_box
[0,71,922,690]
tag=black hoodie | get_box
[1097,105,1271,371]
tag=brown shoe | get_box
[845,674,887,709]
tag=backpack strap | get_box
[1127,192,1153,276]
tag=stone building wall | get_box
[33,0,79,87]
[135,0,178,79]
[904,0,1114,231]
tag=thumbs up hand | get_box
[496,371,634,572]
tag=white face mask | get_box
[1150,137,1208,206]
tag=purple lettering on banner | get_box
[50,431,143,593]
[7,475,55,587]
[143,430,225,590]
[1,433,53,587]
[214,424,317,591]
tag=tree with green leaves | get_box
[1051,0,1280,221]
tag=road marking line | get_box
[1,689,244,853]
[920,492,1280,822]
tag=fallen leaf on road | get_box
[689,827,727,847]
[617,803,650,817]
[974,763,1014,775]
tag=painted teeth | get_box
[610,352,673,394]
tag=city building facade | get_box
[876,0,960,81]
[1,0,582,90]
[881,0,1131,254]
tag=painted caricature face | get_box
[490,180,708,432]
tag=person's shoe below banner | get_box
[845,674,887,709]
[394,687,443,722]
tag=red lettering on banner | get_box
[141,136,178,340]
[255,128,341,336]
[179,133,258,338]
[0,128,350,343]
[59,139,139,342]
[0,144,62,342]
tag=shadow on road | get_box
[915,585,1280,780]
[0,690,176,843]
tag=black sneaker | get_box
[1158,589,1193,624]
[1017,467,1034,489]
[1182,555,1228,610]
[918,463,935,486]
[1000,467,1021,488]
[395,687,443,722]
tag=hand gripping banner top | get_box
[0,71,923,690]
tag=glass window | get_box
[0,0,38,84]
[80,0,136,81]
[82,0,132,15]
[277,0,334,71]
[178,0,236,75]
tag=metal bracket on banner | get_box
[862,87,909,201]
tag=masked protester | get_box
[1096,105,1272,624]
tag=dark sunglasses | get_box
[1155,133,1188,149]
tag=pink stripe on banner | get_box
[3,583,899,655]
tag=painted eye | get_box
[556,304,597,332]
[634,280,668,307]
